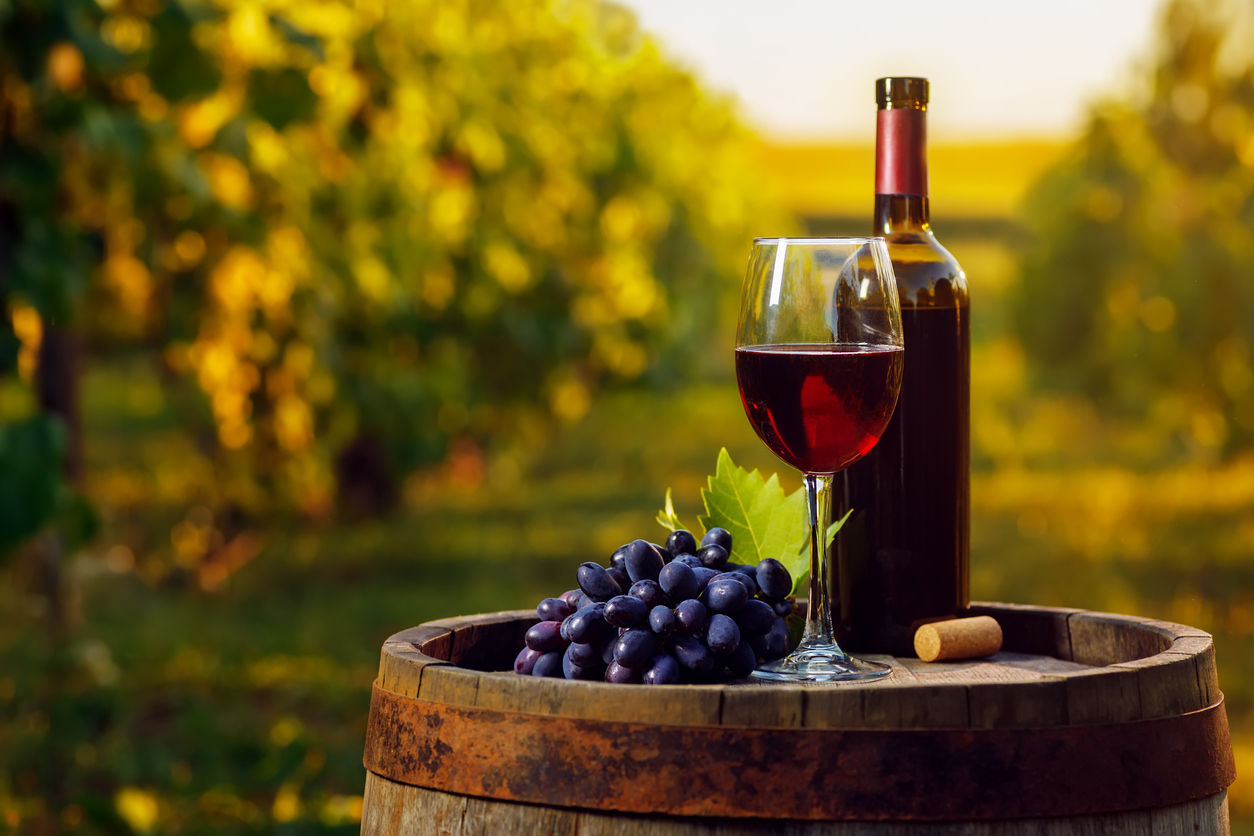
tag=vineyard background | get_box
[4,0,1254,833]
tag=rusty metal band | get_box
[363,683,1235,821]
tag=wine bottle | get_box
[833,77,970,655]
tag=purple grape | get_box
[675,599,707,635]
[692,567,718,594]
[674,554,703,569]
[532,651,564,678]
[705,614,741,656]
[628,579,667,610]
[609,544,630,572]
[706,579,749,614]
[525,621,567,652]
[624,540,666,583]
[772,599,795,618]
[658,561,698,602]
[514,646,543,675]
[600,635,617,665]
[562,644,602,680]
[644,653,681,685]
[566,641,602,668]
[665,530,698,559]
[537,597,575,623]
[725,636,757,678]
[577,562,621,602]
[672,635,714,674]
[605,660,643,684]
[747,628,771,660]
[763,618,790,660]
[614,628,659,668]
[733,571,758,598]
[606,567,631,595]
[560,589,582,608]
[605,595,648,628]
[734,599,777,636]
[649,606,676,638]
[566,602,611,644]
[756,558,793,600]
[696,543,729,570]
[710,572,749,590]
[701,527,733,553]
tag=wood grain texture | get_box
[967,676,1068,729]
[462,795,580,836]
[1063,666,1142,724]
[374,604,1220,731]
[1067,611,1175,666]
[720,685,803,727]
[856,682,970,729]
[1113,650,1208,720]
[363,774,1231,835]
[475,672,723,725]
[378,626,452,698]
[417,665,481,705]
[364,604,1233,832]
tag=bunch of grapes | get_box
[514,528,797,684]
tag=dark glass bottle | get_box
[834,77,970,655]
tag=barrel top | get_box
[375,602,1219,730]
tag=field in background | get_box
[754,140,1069,220]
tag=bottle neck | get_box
[873,194,931,235]
[873,105,929,235]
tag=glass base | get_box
[750,638,891,683]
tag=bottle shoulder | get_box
[883,232,968,308]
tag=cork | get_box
[914,616,1003,662]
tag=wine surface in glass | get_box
[736,343,904,475]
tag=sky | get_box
[615,0,1166,142]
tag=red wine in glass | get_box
[736,343,904,475]
[735,237,903,682]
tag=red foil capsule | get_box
[874,108,928,197]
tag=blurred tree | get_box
[0,0,779,568]
[1011,0,1254,459]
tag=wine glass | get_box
[736,237,903,682]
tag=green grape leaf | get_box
[826,510,853,549]
[655,488,688,533]
[658,450,857,597]
[790,510,854,596]
[697,448,809,583]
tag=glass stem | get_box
[802,473,835,645]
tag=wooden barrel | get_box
[361,602,1235,835]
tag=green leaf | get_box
[655,487,688,533]
[792,509,853,597]
[697,448,808,583]
[825,509,853,549]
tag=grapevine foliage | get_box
[0,0,780,557]
[1011,0,1254,457]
